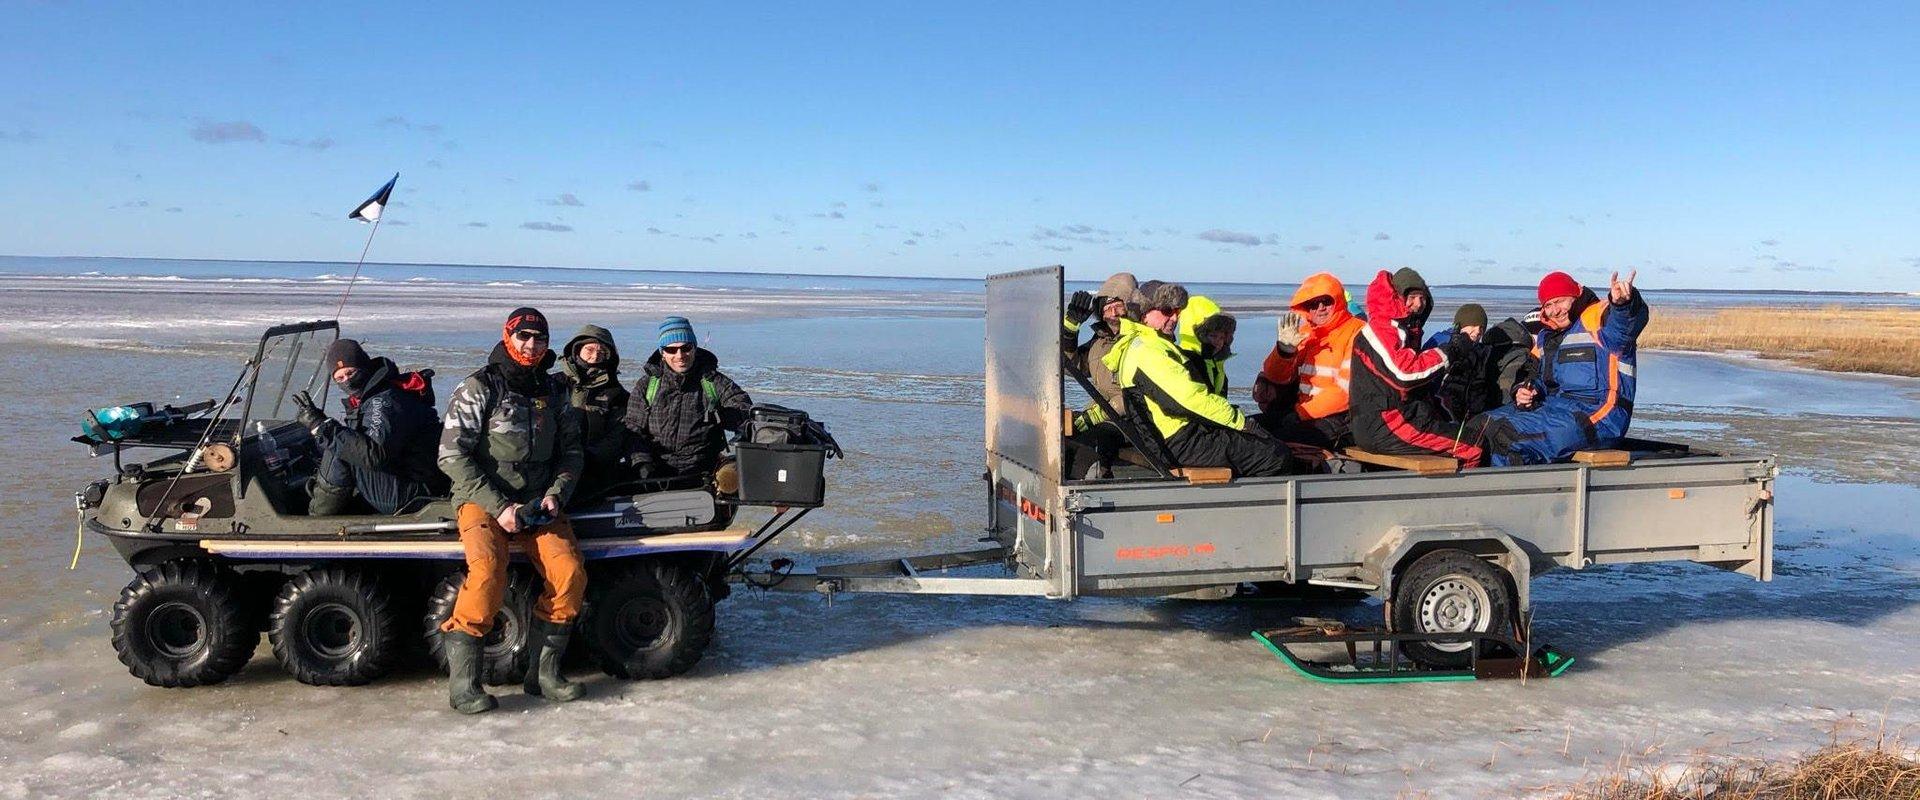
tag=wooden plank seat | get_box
[1571,449,1632,467]
[1339,447,1460,476]
[1108,448,1233,485]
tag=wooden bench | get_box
[1572,449,1632,467]
[1340,448,1460,476]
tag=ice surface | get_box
[0,276,1913,798]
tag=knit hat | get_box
[1139,281,1190,313]
[1537,271,1581,304]
[1453,303,1488,330]
[658,316,697,349]
[503,307,548,338]
[323,338,371,374]
[1389,267,1430,299]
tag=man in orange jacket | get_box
[1253,272,1364,449]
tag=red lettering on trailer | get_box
[1115,543,1217,560]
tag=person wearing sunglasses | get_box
[1252,272,1364,450]
[622,316,754,484]
[436,306,588,713]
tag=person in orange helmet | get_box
[1252,272,1365,449]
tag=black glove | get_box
[1066,291,1096,326]
[291,390,327,431]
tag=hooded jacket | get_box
[1260,273,1364,421]
[556,325,631,471]
[316,356,444,488]
[439,344,584,515]
[1347,271,1483,462]
[622,347,754,475]
[1175,295,1234,395]
[1103,317,1248,442]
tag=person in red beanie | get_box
[1470,270,1649,465]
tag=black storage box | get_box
[735,441,827,507]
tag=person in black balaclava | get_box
[554,324,631,500]
[293,338,445,515]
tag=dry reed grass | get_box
[1641,306,1920,377]
[1550,731,1919,800]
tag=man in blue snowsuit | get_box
[1474,270,1648,465]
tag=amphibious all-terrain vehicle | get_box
[74,320,828,688]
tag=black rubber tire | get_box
[422,569,532,686]
[267,568,403,686]
[1391,549,1516,669]
[110,560,260,688]
[583,559,715,680]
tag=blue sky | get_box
[3,2,1917,290]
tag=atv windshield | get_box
[240,320,339,428]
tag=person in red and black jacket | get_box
[292,338,449,515]
[1347,269,1486,465]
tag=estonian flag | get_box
[349,173,399,223]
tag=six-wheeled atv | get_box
[73,320,828,688]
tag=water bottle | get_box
[256,421,284,472]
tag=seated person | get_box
[1062,273,1149,478]
[1473,271,1648,465]
[555,325,630,499]
[1176,295,1237,395]
[1253,272,1364,449]
[1104,283,1293,477]
[1348,269,1487,465]
[1423,303,1496,421]
[622,316,754,482]
[1483,311,1542,403]
[294,338,446,514]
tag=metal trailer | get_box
[746,266,1776,677]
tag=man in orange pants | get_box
[437,307,587,713]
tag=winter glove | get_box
[1240,416,1274,439]
[291,390,328,433]
[1065,291,1096,327]
[1275,312,1306,352]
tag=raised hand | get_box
[1275,312,1306,350]
[1066,291,1096,325]
[1609,270,1637,305]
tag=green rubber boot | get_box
[444,631,498,714]
[522,620,584,702]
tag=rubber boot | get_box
[444,631,498,714]
[522,620,584,702]
[307,477,353,517]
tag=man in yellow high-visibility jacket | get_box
[1104,284,1294,477]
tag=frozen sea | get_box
[0,258,1914,799]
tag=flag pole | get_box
[333,217,382,320]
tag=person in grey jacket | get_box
[623,317,753,480]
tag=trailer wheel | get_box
[110,560,260,688]
[422,570,533,686]
[1391,549,1515,669]
[267,568,402,686]
[583,560,714,680]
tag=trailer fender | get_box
[1360,525,1546,614]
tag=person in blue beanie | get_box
[622,316,754,481]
